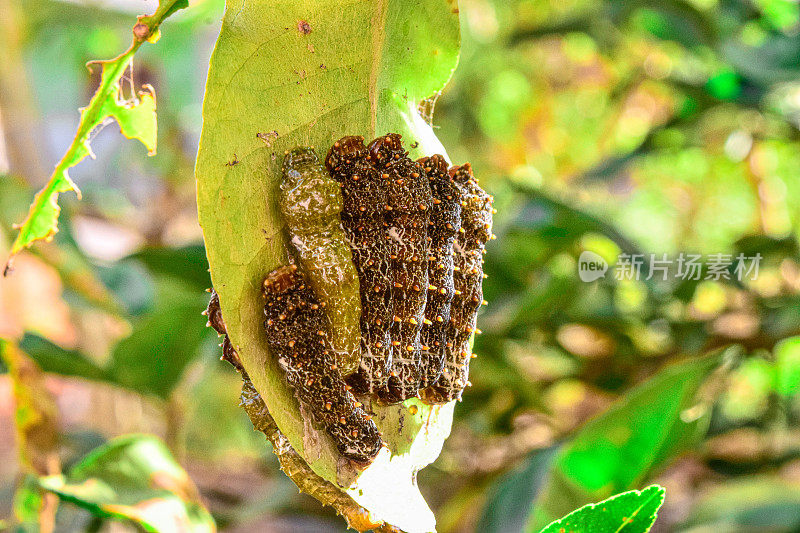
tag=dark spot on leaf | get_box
[225,154,240,166]
[298,20,312,34]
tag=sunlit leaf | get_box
[538,485,666,533]
[774,336,800,397]
[195,1,460,531]
[38,434,215,533]
[527,351,725,530]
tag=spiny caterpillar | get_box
[421,164,494,404]
[368,134,433,403]
[262,265,382,464]
[325,137,393,395]
[280,147,361,376]
[418,155,461,388]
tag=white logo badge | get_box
[578,251,608,282]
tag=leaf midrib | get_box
[368,0,389,135]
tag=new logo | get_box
[578,250,608,282]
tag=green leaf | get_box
[19,334,110,384]
[106,276,210,398]
[5,0,187,269]
[195,1,459,531]
[128,245,211,292]
[774,336,800,397]
[538,485,666,533]
[528,351,726,530]
[38,434,215,533]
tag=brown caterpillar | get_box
[368,134,433,404]
[421,164,493,404]
[262,265,382,465]
[325,137,393,395]
[279,147,361,376]
[417,155,462,388]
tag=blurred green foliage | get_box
[2,0,800,531]
[38,435,215,532]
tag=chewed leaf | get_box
[38,434,215,533]
[5,0,186,270]
[538,485,666,533]
[195,1,460,531]
[98,81,158,156]
[7,60,156,263]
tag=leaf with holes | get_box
[4,0,187,272]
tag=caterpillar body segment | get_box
[262,266,382,465]
[325,137,393,394]
[417,154,462,388]
[280,147,361,376]
[421,164,493,404]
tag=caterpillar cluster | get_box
[324,134,494,404]
[209,134,492,466]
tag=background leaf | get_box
[194,1,460,531]
[680,476,800,532]
[476,446,560,533]
[527,351,725,530]
[38,434,215,533]
[19,267,212,399]
[0,341,59,474]
[0,341,60,531]
[774,336,800,397]
[538,485,666,533]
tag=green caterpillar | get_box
[279,147,361,376]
